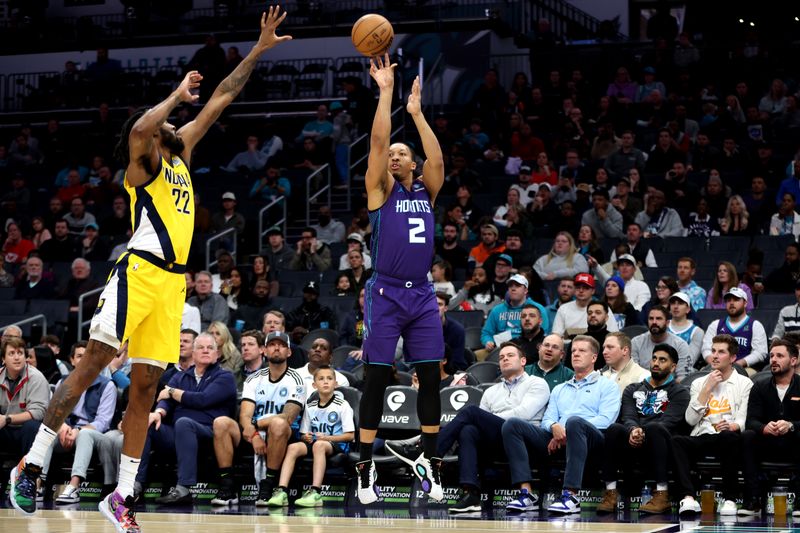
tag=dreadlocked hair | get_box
[114,107,150,167]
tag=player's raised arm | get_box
[125,71,202,187]
[406,76,444,205]
[178,5,292,157]
[365,52,396,209]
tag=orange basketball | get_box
[351,14,394,57]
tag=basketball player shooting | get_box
[10,6,291,532]
[355,53,445,504]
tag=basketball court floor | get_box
[1,504,798,533]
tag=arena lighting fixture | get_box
[738,18,744,23]
[749,21,755,27]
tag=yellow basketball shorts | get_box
[89,250,186,363]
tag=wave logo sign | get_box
[387,391,406,412]
[449,390,469,411]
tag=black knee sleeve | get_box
[358,363,394,430]
[415,361,441,427]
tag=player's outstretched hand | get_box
[258,5,293,51]
[177,71,203,103]
[369,52,396,90]
[406,76,422,116]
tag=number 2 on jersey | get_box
[172,188,191,214]
[408,217,426,243]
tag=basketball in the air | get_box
[351,14,394,57]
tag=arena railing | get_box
[306,164,332,226]
[0,314,48,338]
[258,196,288,254]
[4,71,61,112]
[77,287,104,341]
[206,227,238,271]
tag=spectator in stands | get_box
[435,222,468,272]
[504,230,536,272]
[584,301,616,363]
[552,273,605,339]
[222,135,269,174]
[0,337,48,464]
[740,339,800,515]
[30,217,52,251]
[433,342,549,513]
[590,120,620,163]
[430,260,455,298]
[2,222,34,266]
[595,254,651,311]
[673,32,701,68]
[339,287,365,348]
[531,152,558,186]
[193,192,212,234]
[582,189,624,240]
[290,227,332,272]
[14,255,55,300]
[449,266,501,317]
[667,292,704,367]
[56,169,86,205]
[545,277,574,326]
[509,165,536,206]
[718,194,751,237]
[509,122,546,163]
[677,257,707,312]
[770,192,800,240]
[493,188,525,228]
[631,306,693,379]
[609,223,657,269]
[597,343,690,514]
[609,177,641,225]
[453,185,485,233]
[79,223,110,262]
[600,332,649,393]
[100,195,132,245]
[296,104,333,143]
[603,276,639,329]
[701,172,730,221]
[2,173,31,216]
[742,176,774,234]
[212,250,236,293]
[606,66,636,105]
[468,224,505,268]
[333,271,355,296]
[707,261,754,311]
[672,334,752,517]
[8,133,42,167]
[503,335,620,513]
[208,321,243,374]
[43,342,117,504]
[311,205,345,245]
[688,131,721,174]
[509,304,545,362]
[772,280,800,340]
[337,232,372,271]
[575,225,604,266]
[758,78,788,117]
[686,197,720,238]
[604,131,645,181]
[639,276,679,324]
[635,189,685,238]
[138,332,237,504]
[525,333,573,390]
[462,118,490,158]
[534,232,589,281]
[187,271,229,331]
[645,129,683,175]
[249,255,278,299]
[527,184,560,232]
[294,337,349,392]
[480,274,548,356]
[221,266,249,312]
[60,257,101,316]
[264,227,295,272]
[286,281,337,332]
[211,192,246,238]
[701,287,768,373]
[234,330,266,391]
[776,159,800,207]
[342,249,371,293]
[262,310,307,369]
[160,330,199,392]
[250,164,291,203]
[39,219,79,264]
[342,76,376,134]
[63,197,97,237]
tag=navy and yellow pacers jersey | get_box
[125,155,194,265]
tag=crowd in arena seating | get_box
[3,27,800,516]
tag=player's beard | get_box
[162,129,186,155]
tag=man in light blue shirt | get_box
[502,335,621,513]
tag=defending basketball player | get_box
[355,53,445,504]
[10,6,291,531]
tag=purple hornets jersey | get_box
[716,316,754,361]
[369,179,435,281]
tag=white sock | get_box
[606,481,617,490]
[656,483,668,492]
[26,425,57,467]
[116,454,141,499]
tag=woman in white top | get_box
[493,187,525,227]
[534,231,589,281]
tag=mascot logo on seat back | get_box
[449,389,469,411]
[387,390,405,412]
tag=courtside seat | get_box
[466,362,500,384]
